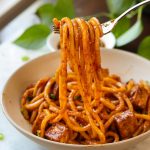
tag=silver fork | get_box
[53,0,150,35]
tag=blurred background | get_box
[0,0,150,53]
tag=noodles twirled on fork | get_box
[20,17,150,144]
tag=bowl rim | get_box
[2,48,150,147]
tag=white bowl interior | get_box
[2,48,150,150]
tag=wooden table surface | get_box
[74,0,150,53]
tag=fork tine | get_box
[53,30,60,34]
[53,27,59,30]
[53,25,59,29]
[52,25,60,33]
[54,31,59,33]
[53,29,59,32]
[54,31,60,33]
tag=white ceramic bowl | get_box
[2,48,150,150]
[47,32,116,51]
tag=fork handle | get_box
[116,0,150,22]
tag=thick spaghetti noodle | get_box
[20,17,150,144]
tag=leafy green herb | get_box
[14,24,50,49]
[50,93,56,100]
[126,9,138,19]
[54,0,75,19]
[116,19,143,47]
[36,130,41,137]
[36,0,75,26]
[0,133,4,141]
[14,0,75,50]
[74,95,81,100]
[116,7,143,47]
[138,36,150,60]
[21,56,30,61]
[112,17,130,38]
[36,3,54,26]
[106,1,146,48]
[106,0,136,16]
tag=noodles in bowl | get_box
[19,17,150,145]
[2,17,150,150]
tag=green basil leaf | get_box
[21,56,30,61]
[0,133,4,140]
[36,3,54,26]
[112,17,130,38]
[138,36,150,60]
[14,24,50,50]
[116,19,143,47]
[106,0,136,16]
[36,0,75,26]
[54,0,75,19]
[49,93,56,100]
